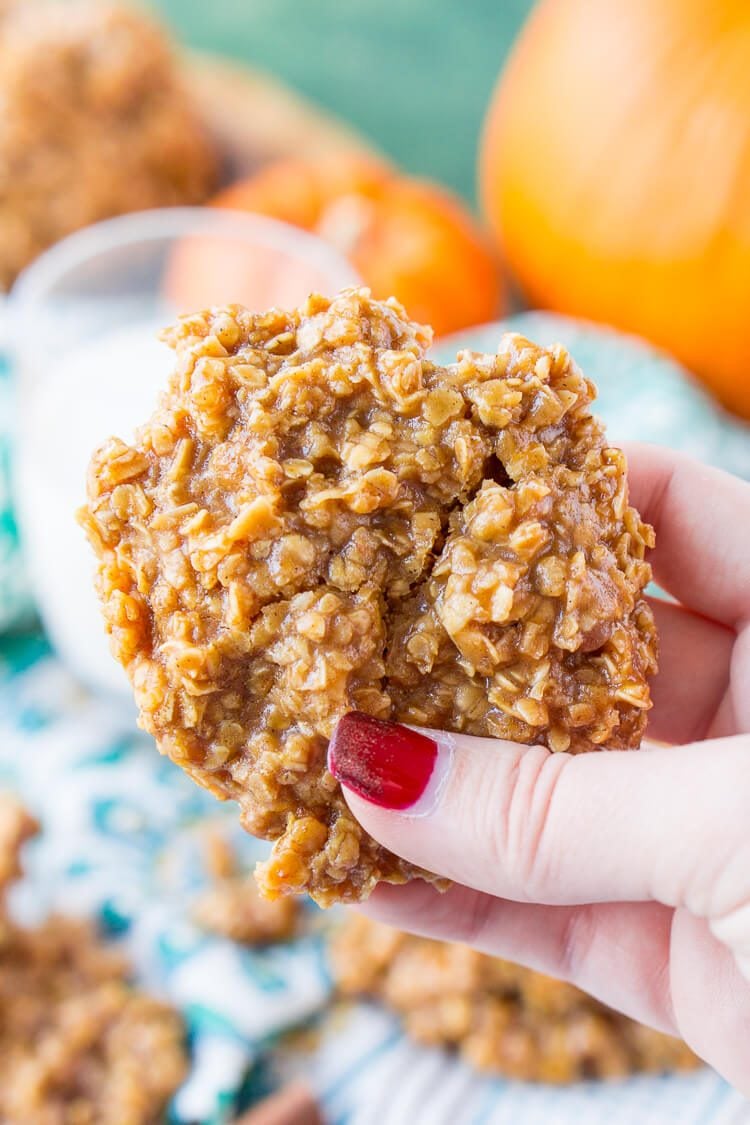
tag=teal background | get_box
[146,0,533,202]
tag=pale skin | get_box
[337,444,750,1092]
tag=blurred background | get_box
[1,1,750,1122]
[146,0,531,201]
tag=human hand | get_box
[328,444,750,1091]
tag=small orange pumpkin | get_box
[480,0,750,419]
[211,153,505,337]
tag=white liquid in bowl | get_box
[16,321,171,700]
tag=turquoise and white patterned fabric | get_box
[1,315,749,1122]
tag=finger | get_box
[329,714,750,913]
[623,442,750,627]
[647,596,733,743]
[670,908,750,1097]
[358,879,677,1034]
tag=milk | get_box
[16,321,172,700]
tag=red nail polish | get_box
[328,712,438,810]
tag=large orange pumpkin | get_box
[480,0,750,419]
[211,153,505,337]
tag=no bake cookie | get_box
[0,0,218,289]
[81,289,656,906]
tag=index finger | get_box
[623,442,750,627]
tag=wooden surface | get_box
[185,51,381,182]
[149,0,533,201]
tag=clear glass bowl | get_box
[10,207,359,701]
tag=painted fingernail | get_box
[328,712,439,811]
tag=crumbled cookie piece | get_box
[195,829,300,943]
[330,916,699,1083]
[0,0,218,289]
[0,793,37,899]
[203,828,239,882]
[81,289,656,906]
[195,873,299,944]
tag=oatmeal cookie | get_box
[330,916,698,1083]
[0,0,218,290]
[81,289,656,906]
[0,797,187,1124]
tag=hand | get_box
[329,444,750,1092]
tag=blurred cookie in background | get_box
[0,791,188,1123]
[0,0,219,290]
[330,914,699,1084]
[194,829,301,945]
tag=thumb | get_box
[328,712,750,919]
